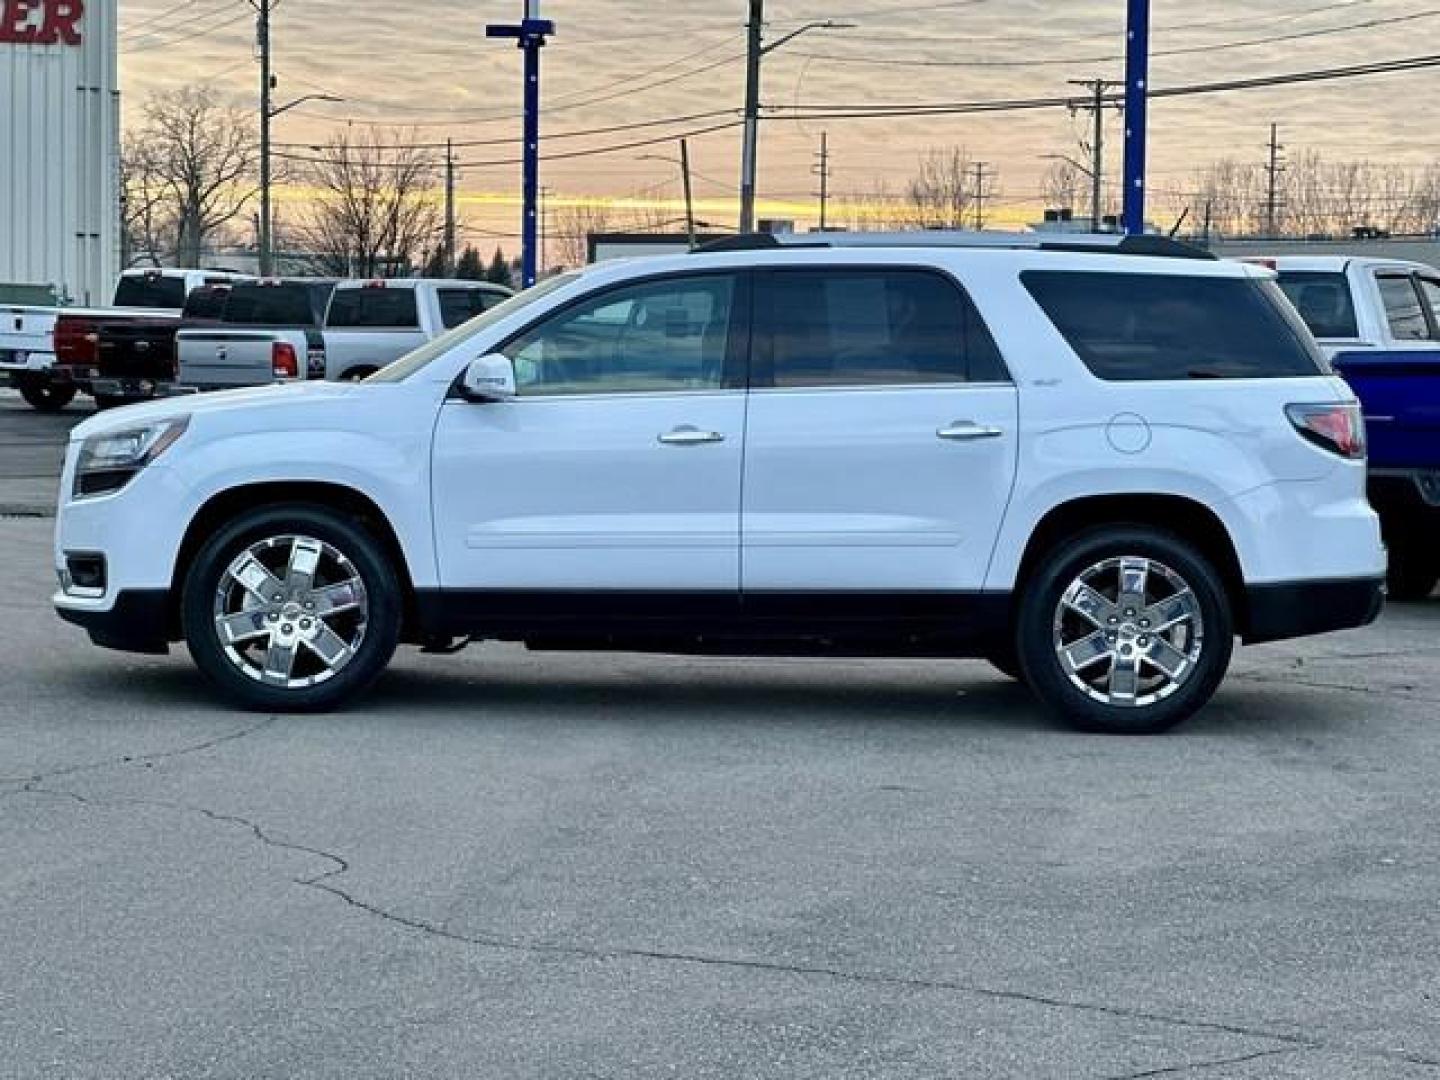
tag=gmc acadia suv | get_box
[52,233,1385,733]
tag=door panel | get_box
[742,266,1019,593]
[742,385,1018,590]
[431,271,748,592]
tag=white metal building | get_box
[1,0,119,305]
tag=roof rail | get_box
[693,230,1215,261]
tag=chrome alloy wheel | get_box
[1052,556,1204,708]
[212,535,369,689]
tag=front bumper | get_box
[1243,576,1385,645]
[55,588,172,654]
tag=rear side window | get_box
[1378,275,1433,341]
[113,274,186,310]
[1275,271,1358,339]
[1022,271,1326,381]
[756,268,1007,388]
[327,287,421,329]
[224,283,332,326]
[437,288,505,329]
[183,288,230,320]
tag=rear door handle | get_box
[937,421,1004,441]
[658,425,725,446]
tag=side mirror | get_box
[460,353,516,402]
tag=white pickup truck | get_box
[320,278,514,381]
[0,268,248,411]
[175,279,338,391]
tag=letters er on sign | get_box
[0,0,85,46]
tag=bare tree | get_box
[295,128,443,277]
[1040,159,1084,213]
[119,137,167,267]
[905,147,976,229]
[133,87,258,267]
[552,203,614,270]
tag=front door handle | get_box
[658,425,725,446]
[937,421,1004,441]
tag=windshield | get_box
[367,273,579,383]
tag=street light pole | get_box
[1122,0,1152,235]
[738,11,853,234]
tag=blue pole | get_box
[522,30,541,287]
[487,12,554,288]
[1121,0,1150,235]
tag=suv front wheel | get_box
[1016,527,1233,734]
[181,504,402,711]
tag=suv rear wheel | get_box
[181,504,402,711]
[1016,527,1233,734]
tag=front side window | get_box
[1275,271,1359,339]
[503,275,737,396]
[1022,271,1327,380]
[756,268,1006,388]
[1378,275,1431,341]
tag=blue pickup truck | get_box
[1264,256,1440,599]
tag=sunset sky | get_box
[116,0,1440,251]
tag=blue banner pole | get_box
[1121,0,1151,235]
[488,11,554,288]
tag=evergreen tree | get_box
[454,245,485,280]
[421,247,447,278]
[485,247,514,288]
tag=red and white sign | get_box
[0,0,84,46]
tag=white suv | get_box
[53,233,1385,733]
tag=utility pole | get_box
[1264,122,1285,237]
[679,138,696,249]
[739,0,764,235]
[737,11,852,234]
[971,160,996,231]
[812,132,831,231]
[1068,78,1120,233]
[444,138,457,275]
[255,0,274,276]
[487,2,555,288]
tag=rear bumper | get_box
[1243,576,1385,645]
[55,588,172,655]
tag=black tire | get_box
[181,503,402,712]
[93,394,127,411]
[339,366,378,382]
[1015,526,1233,735]
[18,378,77,412]
[985,645,1026,682]
[1385,538,1438,602]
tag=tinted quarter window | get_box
[1022,271,1326,380]
[759,269,1005,387]
[182,288,230,320]
[113,275,186,310]
[504,275,736,396]
[326,288,421,329]
[1276,271,1359,339]
[437,289,502,329]
[1379,275,1434,341]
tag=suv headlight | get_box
[74,417,190,499]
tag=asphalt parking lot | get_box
[4,390,1440,1078]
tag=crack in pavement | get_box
[12,776,1440,1074]
[1101,1046,1307,1079]
[0,716,277,800]
[1231,671,1440,704]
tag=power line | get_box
[120,0,234,39]
[787,8,1440,68]
[770,52,1440,117]
[120,5,251,53]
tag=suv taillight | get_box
[1286,402,1366,460]
[272,342,300,380]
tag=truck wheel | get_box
[984,644,1025,682]
[1385,538,1439,601]
[181,504,402,712]
[1016,526,1233,735]
[18,378,76,412]
[339,366,378,382]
